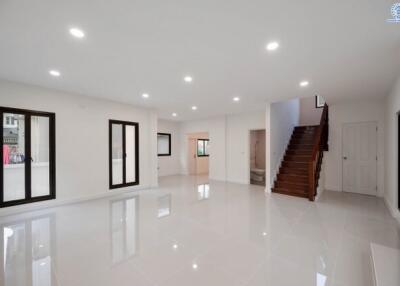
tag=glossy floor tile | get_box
[0,175,399,286]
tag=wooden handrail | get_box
[308,104,329,201]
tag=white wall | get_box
[299,96,323,126]
[270,99,300,183]
[324,100,385,196]
[0,80,158,214]
[157,120,181,177]
[179,112,265,184]
[226,112,265,184]
[384,77,400,223]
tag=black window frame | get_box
[315,95,325,108]
[197,139,209,157]
[157,133,171,156]
[0,106,56,208]
[109,120,139,189]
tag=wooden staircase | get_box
[272,104,329,201]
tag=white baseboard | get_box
[226,178,248,185]
[0,185,152,217]
[383,196,400,227]
[324,185,341,192]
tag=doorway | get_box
[0,107,56,208]
[249,129,266,186]
[187,132,209,176]
[109,120,139,189]
[342,122,377,195]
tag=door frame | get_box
[341,121,378,195]
[397,112,400,210]
[248,129,266,185]
[109,119,139,189]
[0,106,56,208]
[187,137,197,175]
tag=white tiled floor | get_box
[1,175,399,286]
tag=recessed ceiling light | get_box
[233,97,240,102]
[172,113,178,117]
[173,244,178,249]
[191,106,197,111]
[184,76,193,83]
[192,263,198,270]
[49,70,61,77]
[266,41,279,51]
[69,28,85,38]
[142,93,149,99]
[299,80,309,87]
[262,232,267,236]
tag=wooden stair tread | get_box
[272,187,308,198]
[273,123,325,200]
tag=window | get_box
[0,107,56,208]
[197,139,209,157]
[315,95,326,108]
[157,133,171,156]
[109,120,139,189]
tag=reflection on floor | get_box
[0,175,399,286]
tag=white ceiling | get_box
[0,0,399,121]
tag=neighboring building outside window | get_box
[315,95,326,108]
[197,139,209,157]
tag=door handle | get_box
[343,156,347,160]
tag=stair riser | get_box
[290,139,314,145]
[294,126,318,130]
[282,162,308,169]
[275,181,309,191]
[292,133,315,138]
[292,130,315,136]
[286,150,312,156]
[277,174,308,183]
[279,167,308,174]
[273,124,323,200]
[284,155,310,162]
[288,144,313,150]
[272,188,308,198]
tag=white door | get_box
[342,122,377,195]
[188,138,197,175]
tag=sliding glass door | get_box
[109,120,139,189]
[0,107,55,208]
